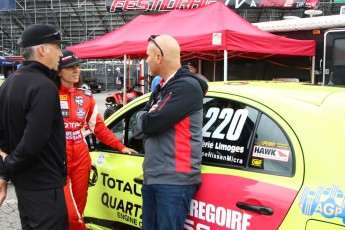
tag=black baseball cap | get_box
[59,50,80,68]
[18,24,69,48]
[187,60,198,69]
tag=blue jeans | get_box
[141,183,200,230]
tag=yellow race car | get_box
[85,81,345,230]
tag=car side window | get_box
[248,113,293,175]
[102,103,145,153]
[202,97,293,176]
[202,97,258,168]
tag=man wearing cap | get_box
[187,60,209,82]
[0,24,69,229]
[55,50,137,230]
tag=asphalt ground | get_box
[0,90,111,230]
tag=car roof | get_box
[208,81,345,107]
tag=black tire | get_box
[103,106,119,120]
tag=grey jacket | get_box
[133,66,208,185]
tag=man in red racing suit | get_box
[56,50,137,230]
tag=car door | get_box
[184,92,304,230]
[83,96,148,230]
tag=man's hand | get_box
[121,147,138,155]
[0,179,8,207]
[0,149,7,160]
[149,102,160,113]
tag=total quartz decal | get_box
[88,163,143,228]
[100,172,142,227]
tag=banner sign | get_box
[0,0,15,10]
[106,0,318,12]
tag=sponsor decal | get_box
[202,151,244,164]
[89,164,98,187]
[65,122,82,129]
[252,145,290,162]
[255,140,289,149]
[97,154,105,164]
[60,95,68,100]
[202,140,245,154]
[89,168,143,227]
[250,158,263,168]
[186,199,252,230]
[106,0,317,12]
[76,108,85,119]
[187,173,298,229]
[75,95,84,106]
[84,89,92,97]
[299,184,345,223]
[62,109,69,118]
[60,101,69,109]
[61,55,73,62]
[65,130,83,141]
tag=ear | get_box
[37,45,46,57]
[156,53,162,63]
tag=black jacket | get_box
[0,61,67,189]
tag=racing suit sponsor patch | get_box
[62,109,69,118]
[60,95,68,101]
[83,89,92,97]
[75,95,84,106]
[60,101,69,109]
[65,130,83,141]
[76,108,85,119]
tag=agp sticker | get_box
[299,184,345,223]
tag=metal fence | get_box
[80,59,142,92]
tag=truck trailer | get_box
[253,14,345,86]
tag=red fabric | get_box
[67,1,315,60]
[93,113,126,151]
[64,143,89,230]
[59,86,125,229]
[174,116,192,172]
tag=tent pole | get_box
[123,54,127,105]
[213,61,216,82]
[311,56,315,84]
[224,50,228,81]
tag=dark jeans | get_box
[141,183,200,230]
[15,187,69,230]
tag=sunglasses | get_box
[37,31,61,44]
[148,35,164,57]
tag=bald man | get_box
[133,35,209,230]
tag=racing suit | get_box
[59,85,125,230]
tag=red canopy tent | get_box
[67,1,316,80]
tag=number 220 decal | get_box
[202,108,248,141]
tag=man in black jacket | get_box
[0,24,69,229]
[133,35,208,230]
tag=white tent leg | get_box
[213,61,216,82]
[123,54,127,105]
[224,50,228,81]
[311,56,315,84]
